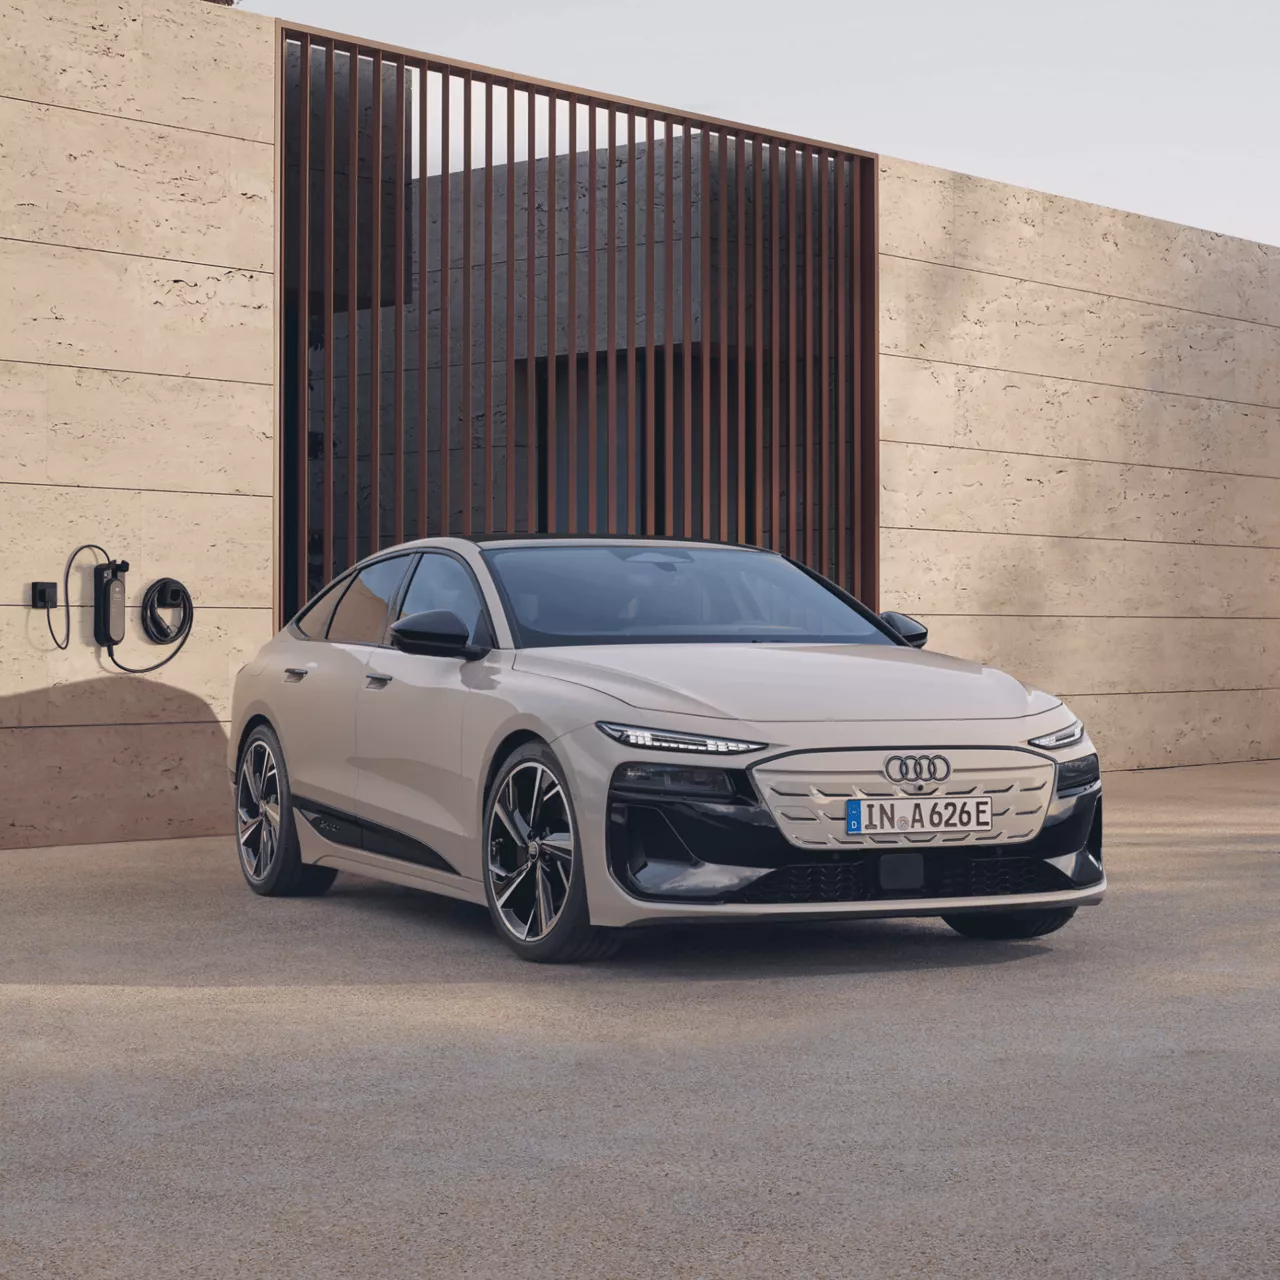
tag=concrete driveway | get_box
[2,761,1277,1279]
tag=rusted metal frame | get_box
[322,44,335,584]
[460,71,473,536]
[295,35,310,607]
[700,127,711,540]
[858,156,879,607]
[787,145,799,558]
[439,72,451,534]
[484,79,495,534]
[567,96,578,532]
[643,115,656,535]
[392,59,406,546]
[681,123,693,539]
[752,135,764,548]
[769,143,781,553]
[586,103,598,533]
[626,109,637,535]
[662,118,674,535]
[546,94,558,532]
[346,46,359,566]
[505,83,516,531]
[368,50,383,553]
[803,146,814,568]
[606,109,618,534]
[836,156,848,590]
[735,132,746,543]
[417,60,429,539]
[717,131,728,542]
[283,24,876,163]
[819,149,832,578]
[526,90,537,531]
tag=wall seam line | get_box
[0,357,272,387]
[907,612,1280,620]
[1056,688,1280,698]
[0,233,271,275]
[0,720,232,732]
[0,93,274,147]
[0,480,273,500]
[881,523,1280,551]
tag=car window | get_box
[397,553,486,641]
[293,575,349,639]
[483,545,896,647]
[326,556,412,645]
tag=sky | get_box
[241,0,1280,247]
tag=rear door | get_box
[268,556,412,814]
[353,550,492,878]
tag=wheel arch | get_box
[235,713,276,768]
[482,728,548,806]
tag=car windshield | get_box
[483,544,897,647]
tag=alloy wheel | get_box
[487,761,574,941]
[237,739,282,883]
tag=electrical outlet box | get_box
[31,581,57,609]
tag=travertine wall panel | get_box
[881,158,1280,328]
[0,241,271,382]
[0,362,273,493]
[882,442,1280,547]
[0,97,273,270]
[880,156,1280,770]
[0,0,276,142]
[1,0,275,848]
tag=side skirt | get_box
[293,795,460,876]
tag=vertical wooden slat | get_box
[525,90,537,531]
[803,146,814,567]
[681,122,693,539]
[770,143,781,553]
[505,82,516,531]
[346,47,358,566]
[606,108,618,534]
[700,127,711,539]
[626,109,637,535]
[643,115,656,535]
[484,79,494,534]
[296,35,310,605]
[369,50,382,553]
[546,95,558,531]
[859,156,879,607]
[836,156,849,589]
[753,134,764,549]
[717,131,728,542]
[849,159,861,594]
[819,150,831,577]
[662,119,675,535]
[322,44,335,583]
[587,103,598,532]
[439,68,451,534]
[392,59,405,546]
[787,145,798,558]
[417,60,429,539]
[461,71,473,536]
[567,96,578,532]
[735,131,746,543]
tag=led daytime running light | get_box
[1029,719,1085,750]
[597,722,766,755]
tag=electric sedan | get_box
[229,537,1105,961]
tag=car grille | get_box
[753,747,1056,850]
[729,853,1073,905]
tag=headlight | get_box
[1056,753,1100,794]
[613,763,738,797]
[597,722,767,755]
[1029,719,1084,749]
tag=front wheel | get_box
[482,742,622,963]
[942,906,1077,940]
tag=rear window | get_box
[293,576,348,639]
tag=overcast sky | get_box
[242,0,1280,247]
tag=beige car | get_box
[229,537,1105,962]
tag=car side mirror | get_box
[389,610,490,660]
[881,610,928,649]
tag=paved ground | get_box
[2,762,1278,1279]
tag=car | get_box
[228,536,1105,961]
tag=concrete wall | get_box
[877,158,1280,770]
[0,0,277,847]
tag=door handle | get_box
[283,668,309,683]
[366,673,393,689]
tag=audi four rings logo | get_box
[884,754,952,783]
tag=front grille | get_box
[730,853,1072,905]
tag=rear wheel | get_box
[483,743,622,963]
[943,906,1077,940]
[235,724,337,898]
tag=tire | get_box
[942,906,1077,940]
[482,742,623,963]
[234,724,338,898]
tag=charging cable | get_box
[46,544,110,651]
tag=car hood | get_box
[513,643,1060,723]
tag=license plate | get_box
[846,797,993,835]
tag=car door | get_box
[269,555,413,816]
[353,550,492,879]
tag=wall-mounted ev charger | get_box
[35,544,194,674]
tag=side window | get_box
[294,575,349,639]
[398,554,486,641]
[326,556,412,646]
